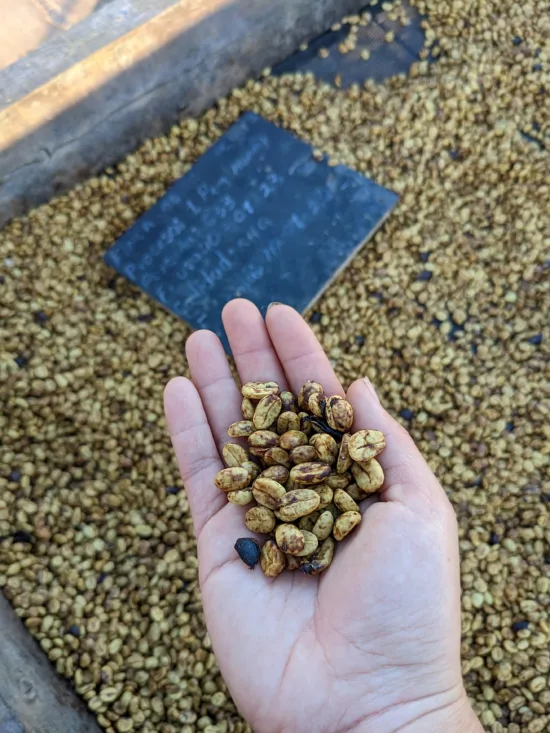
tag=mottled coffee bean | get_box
[301,538,335,575]
[336,433,353,474]
[277,489,320,520]
[312,511,334,541]
[227,489,254,506]
[242,381,280,399]
[245,506,276,534]
[351,459,385,493]
[290,445,318,464]
[275,523,305,555]
[290,461,332,485]
[307,391,326,418]
[263,446,291,468]
[345,482,369,501]
[252,477,286,509]
[285,476,299,492]
[348,429,386,462]
[253,394,283,430]
[333,511,362,541]
[260,465,290,484]
[279,430,308,451]
[222,443,249,467]
[241,397,256,420]
[299,412,313,436]
[334,488,360,513]
[298,511,320,532]
[298,380,325,409]
[311,433,338,464]
[260,539,286,577]
[280,391,298,413]
[242,460,261,481]
[323,502,340,520]
[249,430,279,449]
[296,530,319,557]
[227,420,254,438]
[214,467,250,492]
[326,472,352,490]
[325,396,354,432]
[313,483,333,510]
[277,411,301,435]
[235,538,260,569]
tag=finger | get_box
[186,330,242,453]
[346,377,450,517]
[222,299,288,389]
[163,376,226,537]
[265,304,344,397]
[164,377,257,583]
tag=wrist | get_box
[402,694,483,733]
[353,686,483,733]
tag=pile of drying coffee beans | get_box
[214,380,386,577]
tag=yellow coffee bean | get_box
[260,539,286,577]
[214,467,250,492]
[325,396,354,432]
[348,430,386,462]
[242,381,280,399]
[333,511,362,541]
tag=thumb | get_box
[346,378,451,518]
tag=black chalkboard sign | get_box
[104,112,398,349]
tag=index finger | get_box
[265,304,344,397]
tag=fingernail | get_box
[267,301,282,310]
[363,377,381,404]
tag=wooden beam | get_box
[0,0,367,227]
[0,593,101,732]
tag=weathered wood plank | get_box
[0,0,181,106]
[0,0,102,72]
[0,0,367,228]
[0,593,101,733]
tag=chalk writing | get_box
[231,136,269,176]
[104,112,398,351]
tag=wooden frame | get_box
[0,594,101,731]
[0,0,367,228]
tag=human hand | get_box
[164,300,482,733]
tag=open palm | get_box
[164,300,481,733]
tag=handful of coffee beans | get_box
[214,381,386,577]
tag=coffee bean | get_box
[512,620,529,632]
[12,530,33,544]
[234,538,261,570]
